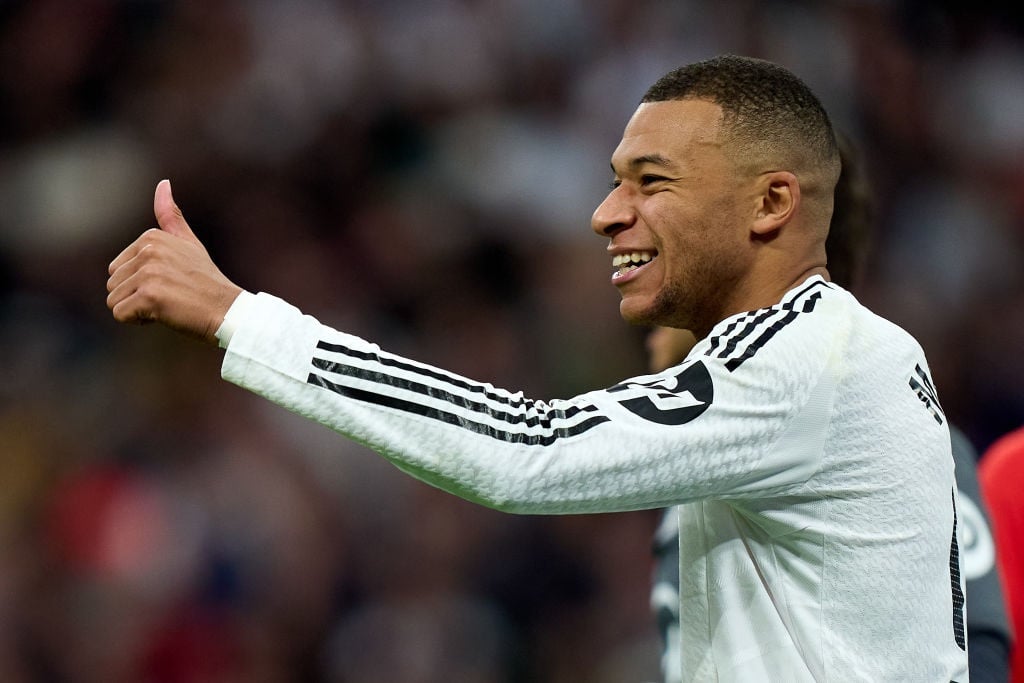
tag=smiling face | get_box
[592,98,757,337]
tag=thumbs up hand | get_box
[106,180,243,345]
[152,178,199,242]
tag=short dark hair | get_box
[643,55,839,177]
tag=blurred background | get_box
[1,1,1022,681]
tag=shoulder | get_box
[694,277,849,381]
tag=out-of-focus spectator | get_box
[980,426,1024,682]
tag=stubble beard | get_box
[636,256,743,341]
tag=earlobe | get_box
[753,171,799,235]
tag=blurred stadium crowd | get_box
[1,1,1022,681]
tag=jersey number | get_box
[950,487,966,651]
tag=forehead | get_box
[611,99,725,171]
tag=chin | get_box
[618,300,658,327]
[620,290,692,329]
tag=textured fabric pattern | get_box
[654,424,1006,682]
[221,275,969,681]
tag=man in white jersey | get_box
[106,55,969,680]
[647,132,1008,682]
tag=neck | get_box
[792,265,830,287]
[693,265,830,341]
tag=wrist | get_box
[215,289,256,348]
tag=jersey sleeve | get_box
[221,287,840,514]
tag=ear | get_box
[752,171,800,236]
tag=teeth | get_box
[612,251,655,268]
[612,250,656,278]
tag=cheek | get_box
[665,225,737,290]
[647,197,738,279]
[646,203,693,254]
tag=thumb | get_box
[153,179,198,241]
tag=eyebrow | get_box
[610,153,674,174]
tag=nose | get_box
[591,185,635,237]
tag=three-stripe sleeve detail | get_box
[307,341,609,443]
[707,280,829,372]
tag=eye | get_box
[641,174,667,186]
[608,179,622,190]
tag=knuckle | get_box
[111,303,132,323]
[136,229,157,248]
[136,260,167,283]
[138,229,165,252]
[134,284,157,306]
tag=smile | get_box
[612,251,657,280]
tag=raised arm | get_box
[107,182,837,515]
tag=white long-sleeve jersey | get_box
[219,275,969,681]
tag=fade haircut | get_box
[643,55,840,184]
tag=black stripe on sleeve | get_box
[712,307,781,361]
[724,310,800,371]
[706,313,753,357]
[310,356,599,429]
[786,277,830,304]
[709,282,827,372]
[316,340,529,409]
[307,372,610,445]
[800,291,822,313]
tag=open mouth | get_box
[612,250,657,279]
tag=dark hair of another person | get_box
[826,132,874,291]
